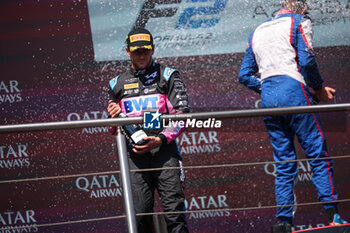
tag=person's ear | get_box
[126,47,131,57]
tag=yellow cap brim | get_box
[129,45,153,52]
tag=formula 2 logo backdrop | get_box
[87,0,350,61]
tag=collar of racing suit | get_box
[276,8,294,16]
[129,61,161,86]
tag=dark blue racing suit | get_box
[108,62,189,233]
[238,9,338,222]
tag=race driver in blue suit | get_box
[238,0,348,231]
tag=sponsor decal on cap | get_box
[130,34,151,43]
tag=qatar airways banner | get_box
[87,0,350,61]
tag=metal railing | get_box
[1,103,350,133]
[1,103,350,233]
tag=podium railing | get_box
[1,103,350,233]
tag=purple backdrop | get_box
[1,1,349,232]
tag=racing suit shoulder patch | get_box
[109,75,120,90]
[163,67,177,82]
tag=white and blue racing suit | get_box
[238,9,338,222]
